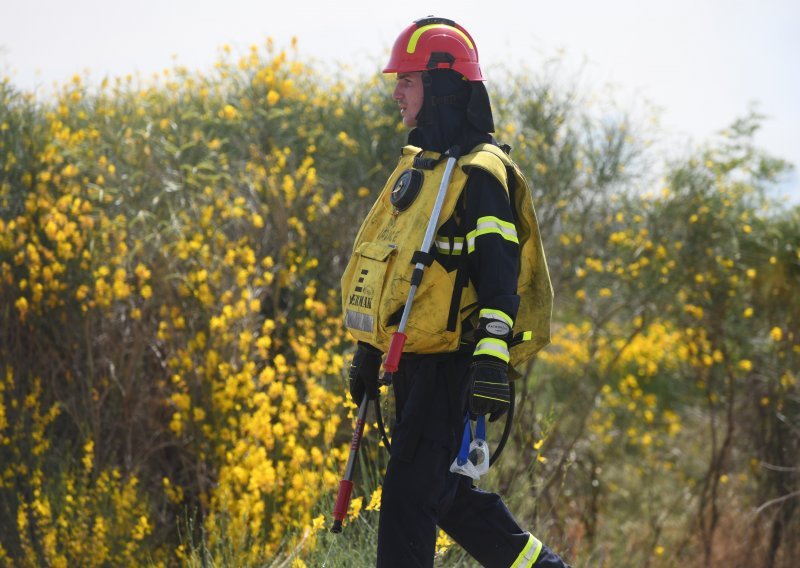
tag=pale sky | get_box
[2,0,798,201]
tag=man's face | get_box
[393,72,424,128]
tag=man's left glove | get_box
[348,343,382,404]
[468,309,514,421]
[468,359,511,422]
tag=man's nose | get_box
[392,84,402,100]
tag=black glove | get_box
[348,343,382,404]
[468,359,511,422]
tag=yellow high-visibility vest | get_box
[341,143,553,369]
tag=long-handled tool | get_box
[381,146,460,383]
[330,393,370,533]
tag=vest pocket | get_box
[342,241,398,344]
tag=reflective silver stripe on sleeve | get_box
[473,337,510,363]
[345,310,374,333]
[435,236,464,255]
[475,217,518,240]
[466,216,519,253]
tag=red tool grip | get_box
[383,332,407,373]
[332,479,354,524]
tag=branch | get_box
[760,462,800,473]
[754,490,800,515]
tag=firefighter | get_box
[342,16,569,568]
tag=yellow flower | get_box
[15,297,29,320]
[365,486,382,511]
[770,327,783,342]
[131,515,151,541]
[436,530,455,556]
[267,90,280,105]
[169,412,184,435]
[348,496,363,520]
[738,360,752,372]
[222,104,238,120]
[684,304,704,319]
[82,439,95,472]
[585,258,604,272]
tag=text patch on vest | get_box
[342,241,399,336]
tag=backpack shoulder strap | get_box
[458,144,510,190]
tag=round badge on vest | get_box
[390,169,423,212]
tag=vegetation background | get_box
[1,41,798,567]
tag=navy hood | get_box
[408,69,495,156]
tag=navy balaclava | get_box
[408,69,495,156]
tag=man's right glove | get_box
[467,359,511,422]
[348,343,382,404]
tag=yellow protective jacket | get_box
[341,143,553,370]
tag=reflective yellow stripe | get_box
[474,337,509,363]
[467,216,519,253]
[511,534,543,568]
[479,308,514,328]
[407,24,474,54]
[522,331,533,341]
[473,393,507,403]
[472,381,509,403]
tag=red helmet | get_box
[383,16,484,81]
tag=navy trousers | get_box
[376,352,569,568]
